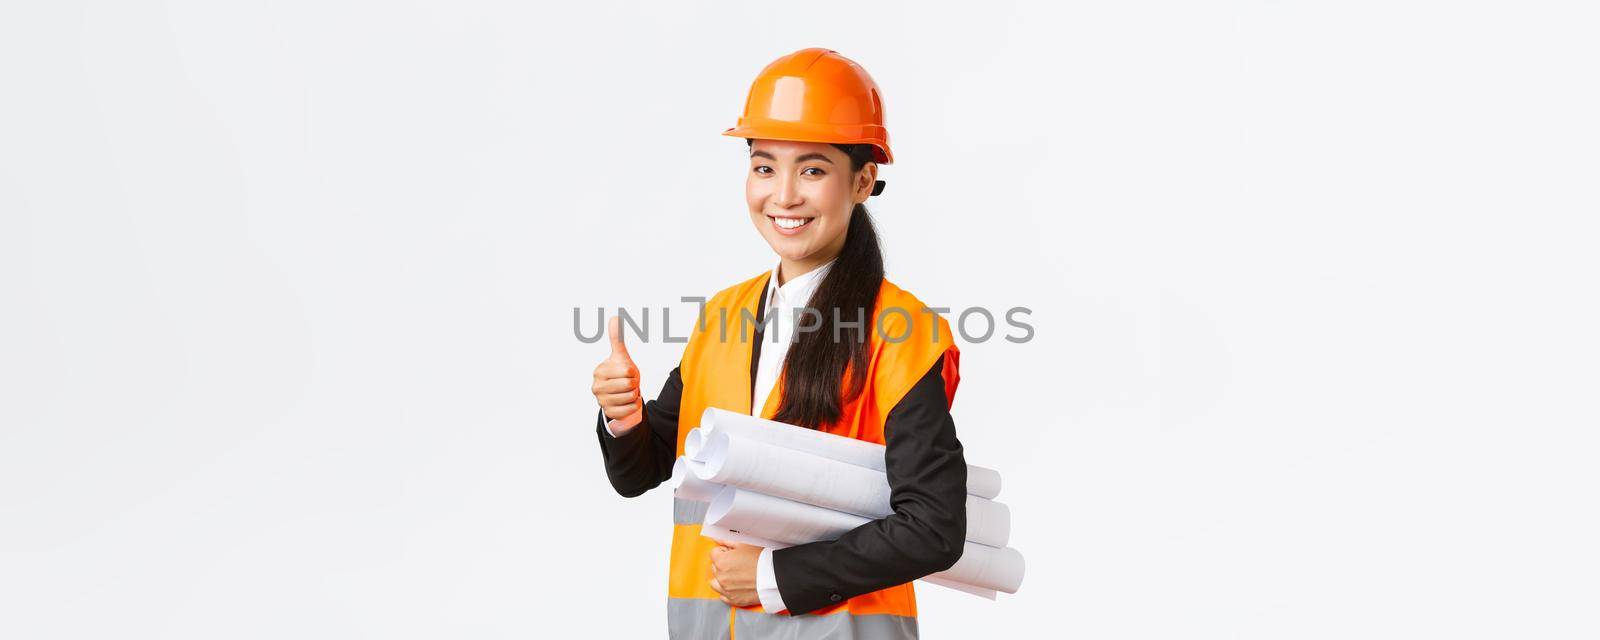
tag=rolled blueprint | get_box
[706,485,871,546]
[964,494,1012,548]
[704,482,1011,548]
[933,541,1025,596]
[700,524,784,549]
[964,466,1003,502]
[689,428,982,509]
[703,486,1025,595]
[667,457,724,503]
[686,430,1006,521]
[934,537,1024,592]
[699,407,886,469]
[699,407,1003,500]
[687,430,894,518]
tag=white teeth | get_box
[773,217,810,230]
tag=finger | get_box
[594,361,639,381]
[594,378,639,395]
[602,402,641,420]
[598,390,641,406]
[607,315,632,361]
[709,577,725,597]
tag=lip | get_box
[768,215,814,236]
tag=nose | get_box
[773,173,803,209]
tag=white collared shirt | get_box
[750,258,834,415]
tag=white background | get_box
[3,1,1597,638]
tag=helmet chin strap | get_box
[871,180,886,196]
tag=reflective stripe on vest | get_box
[667,271,959,637]
[735,608,918,640]
[668,597,732,640]
[674,498,710,526]
[669,597,920,640]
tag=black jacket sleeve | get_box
[594,364,684,498]
[770,354,968,614]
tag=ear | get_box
[853,162,879,204]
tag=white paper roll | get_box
[965,494,1011,548]
[699,408,1004,500]
[702,485,1025,595]
[704,484,1011,549]
[700,407,886,469]
[688,431,893,518]
[706,486,871,546]
[683,428,707,462]
[668,457,724,503]
[965,465,1003,501]
[699,524,786,549]
[929,542,1026,595]
[688,431,1012,529]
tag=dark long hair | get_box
[770,143,884,429]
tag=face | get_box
[746,139,877,272]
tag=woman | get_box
[591,48,968,640]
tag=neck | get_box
[778,250,839,287]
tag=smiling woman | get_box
[589,48,968,640]
[747,140,876,265]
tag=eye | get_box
[752,165,773,175]
[801,167,826,177]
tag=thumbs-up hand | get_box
[592,315,643,427]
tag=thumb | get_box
[607,315,632,362]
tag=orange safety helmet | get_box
[723,48,894,165]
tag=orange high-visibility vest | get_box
[667,270,960,639]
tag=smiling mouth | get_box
[768,215,813,232]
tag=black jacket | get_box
[594,281,968,615]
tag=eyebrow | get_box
[748,150,836,165]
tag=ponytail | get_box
[773,144,884,429]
